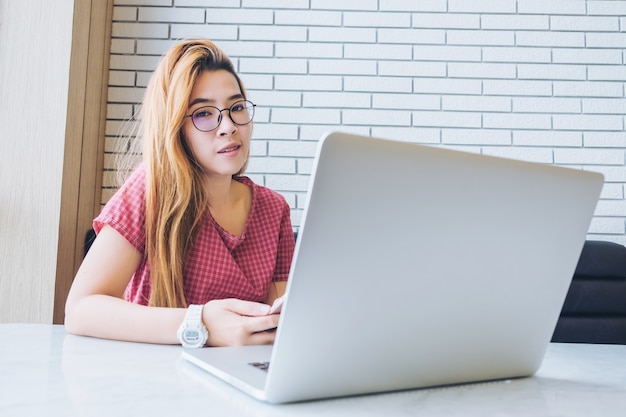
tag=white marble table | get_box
[1,324,625,416]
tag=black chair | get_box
[552,240,626,344]
[84,228,97,258]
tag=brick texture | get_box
[105,0,626,243]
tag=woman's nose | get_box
[217,110,237,135]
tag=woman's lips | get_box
[218,144,241,154]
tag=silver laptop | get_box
[182,131,604,404]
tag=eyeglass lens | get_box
[191,100,255,132]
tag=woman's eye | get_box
[231,103,245,112]
[194,109,213,118]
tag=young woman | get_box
[65,39,295,347]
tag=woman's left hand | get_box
[202,298,280,347]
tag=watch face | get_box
[183,330,201,344]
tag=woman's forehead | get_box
[188,70,242,106]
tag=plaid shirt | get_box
[94,166,295,305]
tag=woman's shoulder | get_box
[125,163,147,185]
[97,164,147,219]
[94,164,147,248]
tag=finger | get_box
[222,298,271,317]
[247,314,280,334]
[249,329,277,345]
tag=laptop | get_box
[182,131,604,404]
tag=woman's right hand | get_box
[202,298,280,347]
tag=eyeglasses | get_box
[184,100,256,132]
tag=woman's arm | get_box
[65,225,279,346]
[262,201,294,307]
[65,225,187,344]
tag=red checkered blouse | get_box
[93,166,295,305]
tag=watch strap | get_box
[178,304,208,348]
[185,304,203,322]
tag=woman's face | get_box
[183,69,252,178]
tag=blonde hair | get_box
[135,39,248,307]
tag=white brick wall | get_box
[105,0,626,244]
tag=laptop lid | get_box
[183,131,604,404]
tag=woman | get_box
[65,39,295,347]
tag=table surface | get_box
[1,324,625,417]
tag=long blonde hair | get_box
[138,39,248,307]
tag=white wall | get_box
[0,0,74,323]
[105,0,626,244]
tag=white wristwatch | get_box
[177,304,208,348]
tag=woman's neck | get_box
[204,174,237,208]
[204,175,251,237]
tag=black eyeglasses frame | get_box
[184,100,256,132]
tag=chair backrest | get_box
[552,240,626,344]
[84,228,97,258]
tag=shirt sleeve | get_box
[273,199,295,282]
[93,166,147,254]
